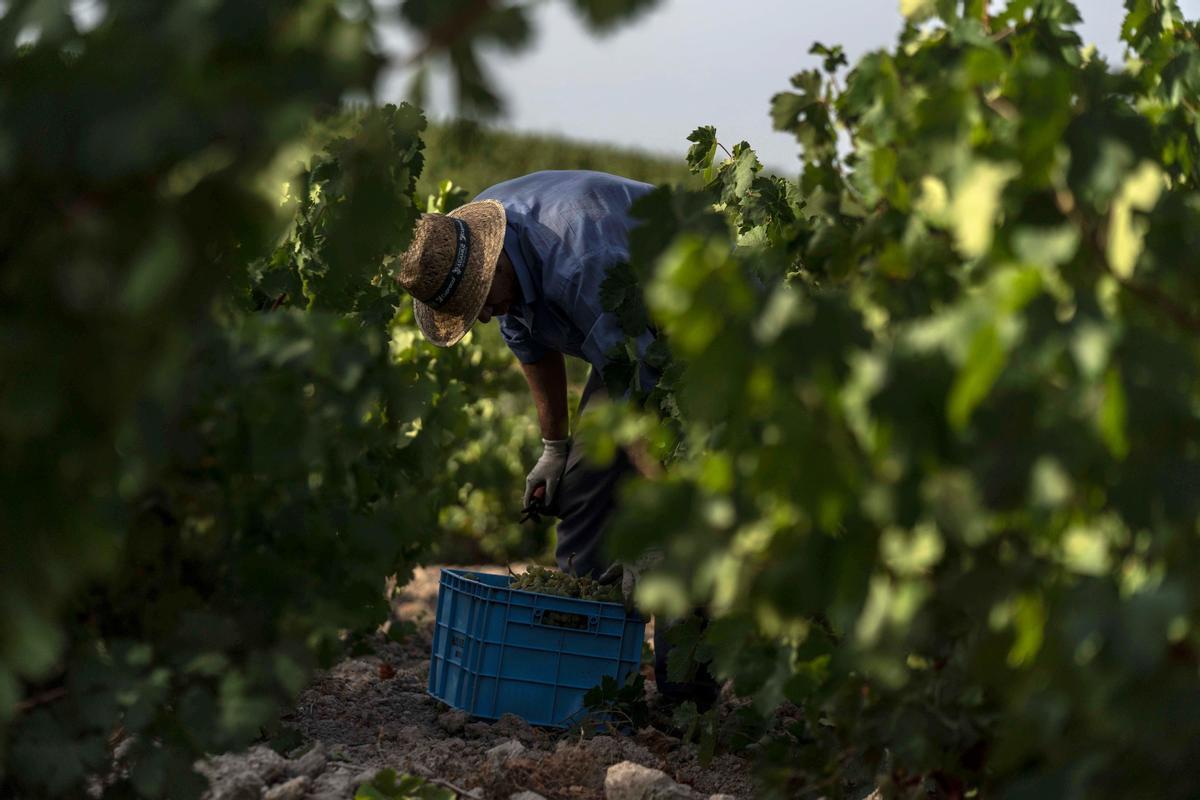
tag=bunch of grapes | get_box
[509,565,622,603]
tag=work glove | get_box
[598,549,664,611]
[523,437,570,509]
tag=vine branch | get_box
[14,686,67,715]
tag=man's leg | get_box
[552,369,632,578]
[553,370,720,708]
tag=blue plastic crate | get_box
[427,568,645,728]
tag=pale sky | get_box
[377,1,1200,172]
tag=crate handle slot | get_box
[533,608,599,633]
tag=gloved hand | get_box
[598,550,663,610]
[523,437,571,508]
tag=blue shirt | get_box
[473,171,658,387]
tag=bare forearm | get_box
[520,351,569,440]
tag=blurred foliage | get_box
[3,96,471,797]
[594,1,1200,797]
[399,0,665,115]
[0,0,653,796]
[1,0,387,793]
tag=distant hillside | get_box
[417,120,695,200]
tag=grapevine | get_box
[596,2,1200,797]
[5,1,1200,798]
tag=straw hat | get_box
[395,200,507,347]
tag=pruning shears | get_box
[519,484,547,524]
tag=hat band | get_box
[425,217,471,310]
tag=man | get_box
[395,170,716,708]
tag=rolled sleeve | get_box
[499,315,548,364]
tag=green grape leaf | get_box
[600,260,649,335]
[9,711,108,796]
[809,42,847,73]
[771,71,836,154]
[355,768,456,800]
[947,322,1006,431]
[566,0,664,32]
[713,141,762,207]
[1098,366,1130,459]
[665,615,708,684]
[686,125,719,177]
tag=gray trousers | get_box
[552,369,718,707]
[552,369,629,579]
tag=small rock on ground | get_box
[288,743,327,779]
[605,760,705,800]
[308,767,365,800]
[198,746,287,800]
[486,739,528,766]
[263,776,310,800]
[206,772,263,800]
